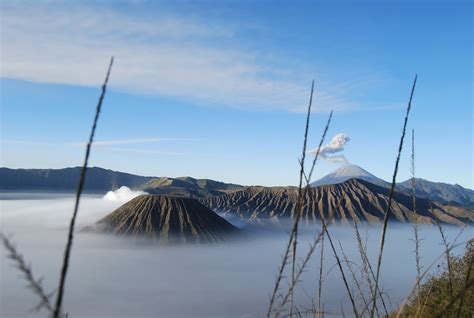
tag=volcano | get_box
[94,195,237,243]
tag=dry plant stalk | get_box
[317,201,360,318]
[268,79,334,317]
[276,231,325,314]
[410,129,423,307]
[289,79,314,316]
[0,233,54,313]
[351,219,389,317]
[371,75,417,318]
[338,240,370,314]
[52,57,114,318]
[267,80,315,317]
[435,218,454,300]
[316,230,325,318]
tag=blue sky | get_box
[0,0,472,187]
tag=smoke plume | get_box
[103,186,145,202]
[310,133,350,163]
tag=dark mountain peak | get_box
[94,195,237,243]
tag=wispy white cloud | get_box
[74,137,196,146]
[95,147,185,156]
[2,137,189,155]
[0,2,398,112]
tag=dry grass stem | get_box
[371,75,417,318]
[268,80,315,317]
[0,233,54,313]
[52,57,114,318]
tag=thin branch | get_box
[268,80,315,317]
[317,231,325,318]
[318,201,360,318]
[290,79,315,316]
[371,75,417,318]
[307,111,333,184]
[411,129,423,307]
[278,230,325,311]
[338,240,370,314]
[52,57,114,318]
[0,233,54,313]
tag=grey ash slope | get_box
[94,195,237,243]
[202,179,473,226]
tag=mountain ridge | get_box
[0,167,243,198]
[311,164,473,206]
[202,178,473,226]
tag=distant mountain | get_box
[0,167,153,191]
[310,164,389,188]
[311,164,473,207]
[203,179,473,226]
[0,167,243,198]
[397,178,474,207]
[92,195,237,243]
[139,176,243,199]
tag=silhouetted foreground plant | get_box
[52,57,114,318]
[370,75,417,318]
[0,233,54,313]
[1,57,114,318]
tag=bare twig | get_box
[339,240,370,315]
[278,231,325,311]
[435,217,454,301]
[371,75,417,318]
[268,80,315,317]
[290,79,315,316]
[52,57,114,318]
[1,233,54,313]
[316,231,325,318]
[318,203,360,318]
[410,129,423,307]
[351,219,389,317]
[307,111,333,183]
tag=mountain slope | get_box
[93,195,237,243]
[0,167,243,198]
[139,176,243,199]
[397,178,474,206]
[202,179,473,225]
[0,167,153,191]
[311,165,473,207]
[310,164,389,188]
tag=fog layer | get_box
[1,192,472,317]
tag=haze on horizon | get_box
[0,0,472,188]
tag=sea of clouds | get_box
[1,190,472,317]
